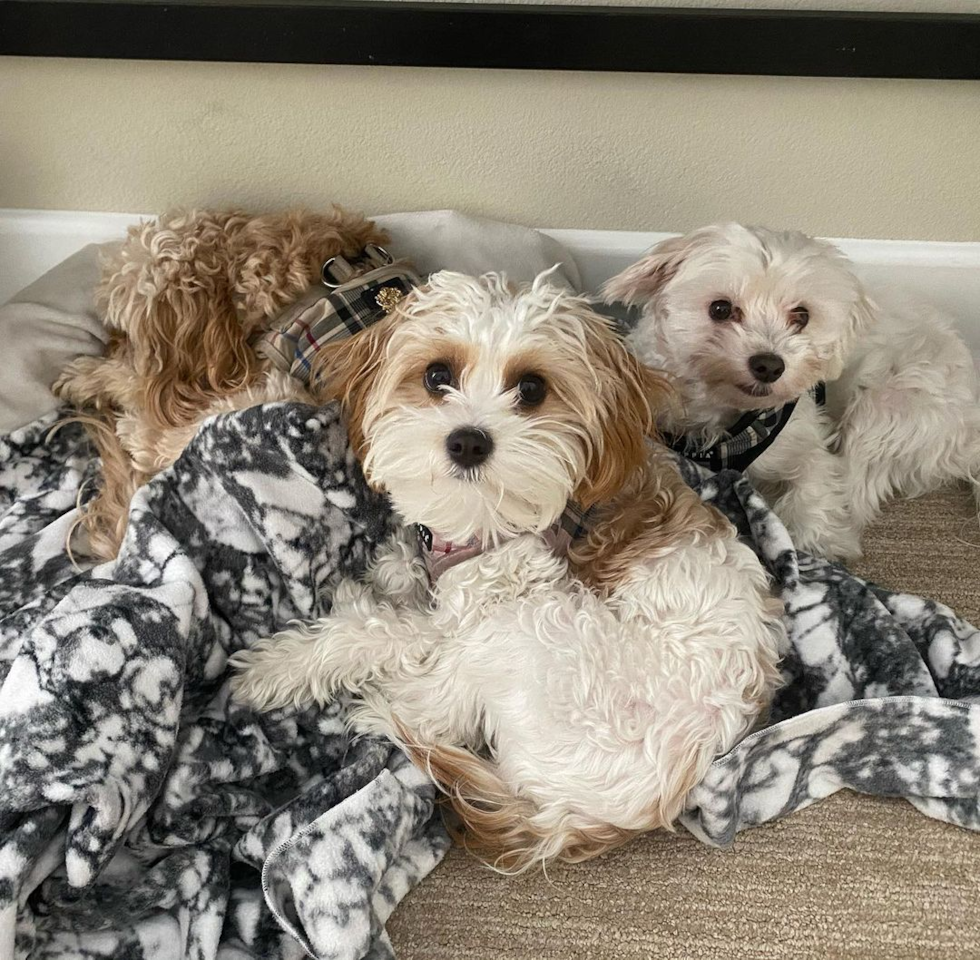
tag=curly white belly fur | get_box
[231,522,783,869]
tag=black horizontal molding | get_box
[2,0,979,79]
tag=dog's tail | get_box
[398,733,640,873]
[51,411,146,562]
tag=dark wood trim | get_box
[2,1,978,79]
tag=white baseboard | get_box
[3,208,979,350]
[0,208,141,305]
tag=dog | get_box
[53,206,386,560]
[229,270,784,870]
[604,223,980,561]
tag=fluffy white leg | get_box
[229,530,429,710]
[748,394,861,561]
[228,602,438,711]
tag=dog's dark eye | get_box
[709,299,734,322]
[790,305,810,327]
[516,374,547,407]
[424,362,454,393]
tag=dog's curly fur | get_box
[54,206,386,559]
[230,271,784,870]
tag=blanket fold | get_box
[1,403,979,959]
[676,460,980,845]
[0,404,446,960]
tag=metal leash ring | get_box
[321,244,394,289]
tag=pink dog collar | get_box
[414,526,485,582]
[415,501,593,584]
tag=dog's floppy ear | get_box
[600,233,697,308]
[849,293,878,343]
[574,322,672,508]
[825,292,877,381]
[308,310,400,460]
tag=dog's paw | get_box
[330,578,377,615]
[51,368,81,402]
[228,637,316,712]
[833,543,864,565]
[51,356,105,404]
[823,525,864,564]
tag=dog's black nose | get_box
[446,428,494,469]
[748,353,785,384]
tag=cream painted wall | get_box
[1,54,978,240]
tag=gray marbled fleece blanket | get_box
[2,403,980,960]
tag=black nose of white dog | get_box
[748,353,785,384]
[446,428,494,469]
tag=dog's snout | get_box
[748,353,785,384]
[446,428,494,470]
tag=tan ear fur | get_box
[574,326,673,509]
[569,457,732,596]
[141,295,258,430]
[308,312,400,461]
[600,233,695,307]
[97,211,260,429]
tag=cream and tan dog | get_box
[230,270,784,870]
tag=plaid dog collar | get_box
[258,244,421,382]
[662,383,826,473]
[416,500,593,584]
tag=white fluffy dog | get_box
[605,223,980,561]
[230,271,783,869]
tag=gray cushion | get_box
[374,210,581,289]
[0,242,114,434]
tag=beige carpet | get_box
[388,485,980,960]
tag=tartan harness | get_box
[260,245,593,582]
[257,244,422,381]
[661,382,827,473]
